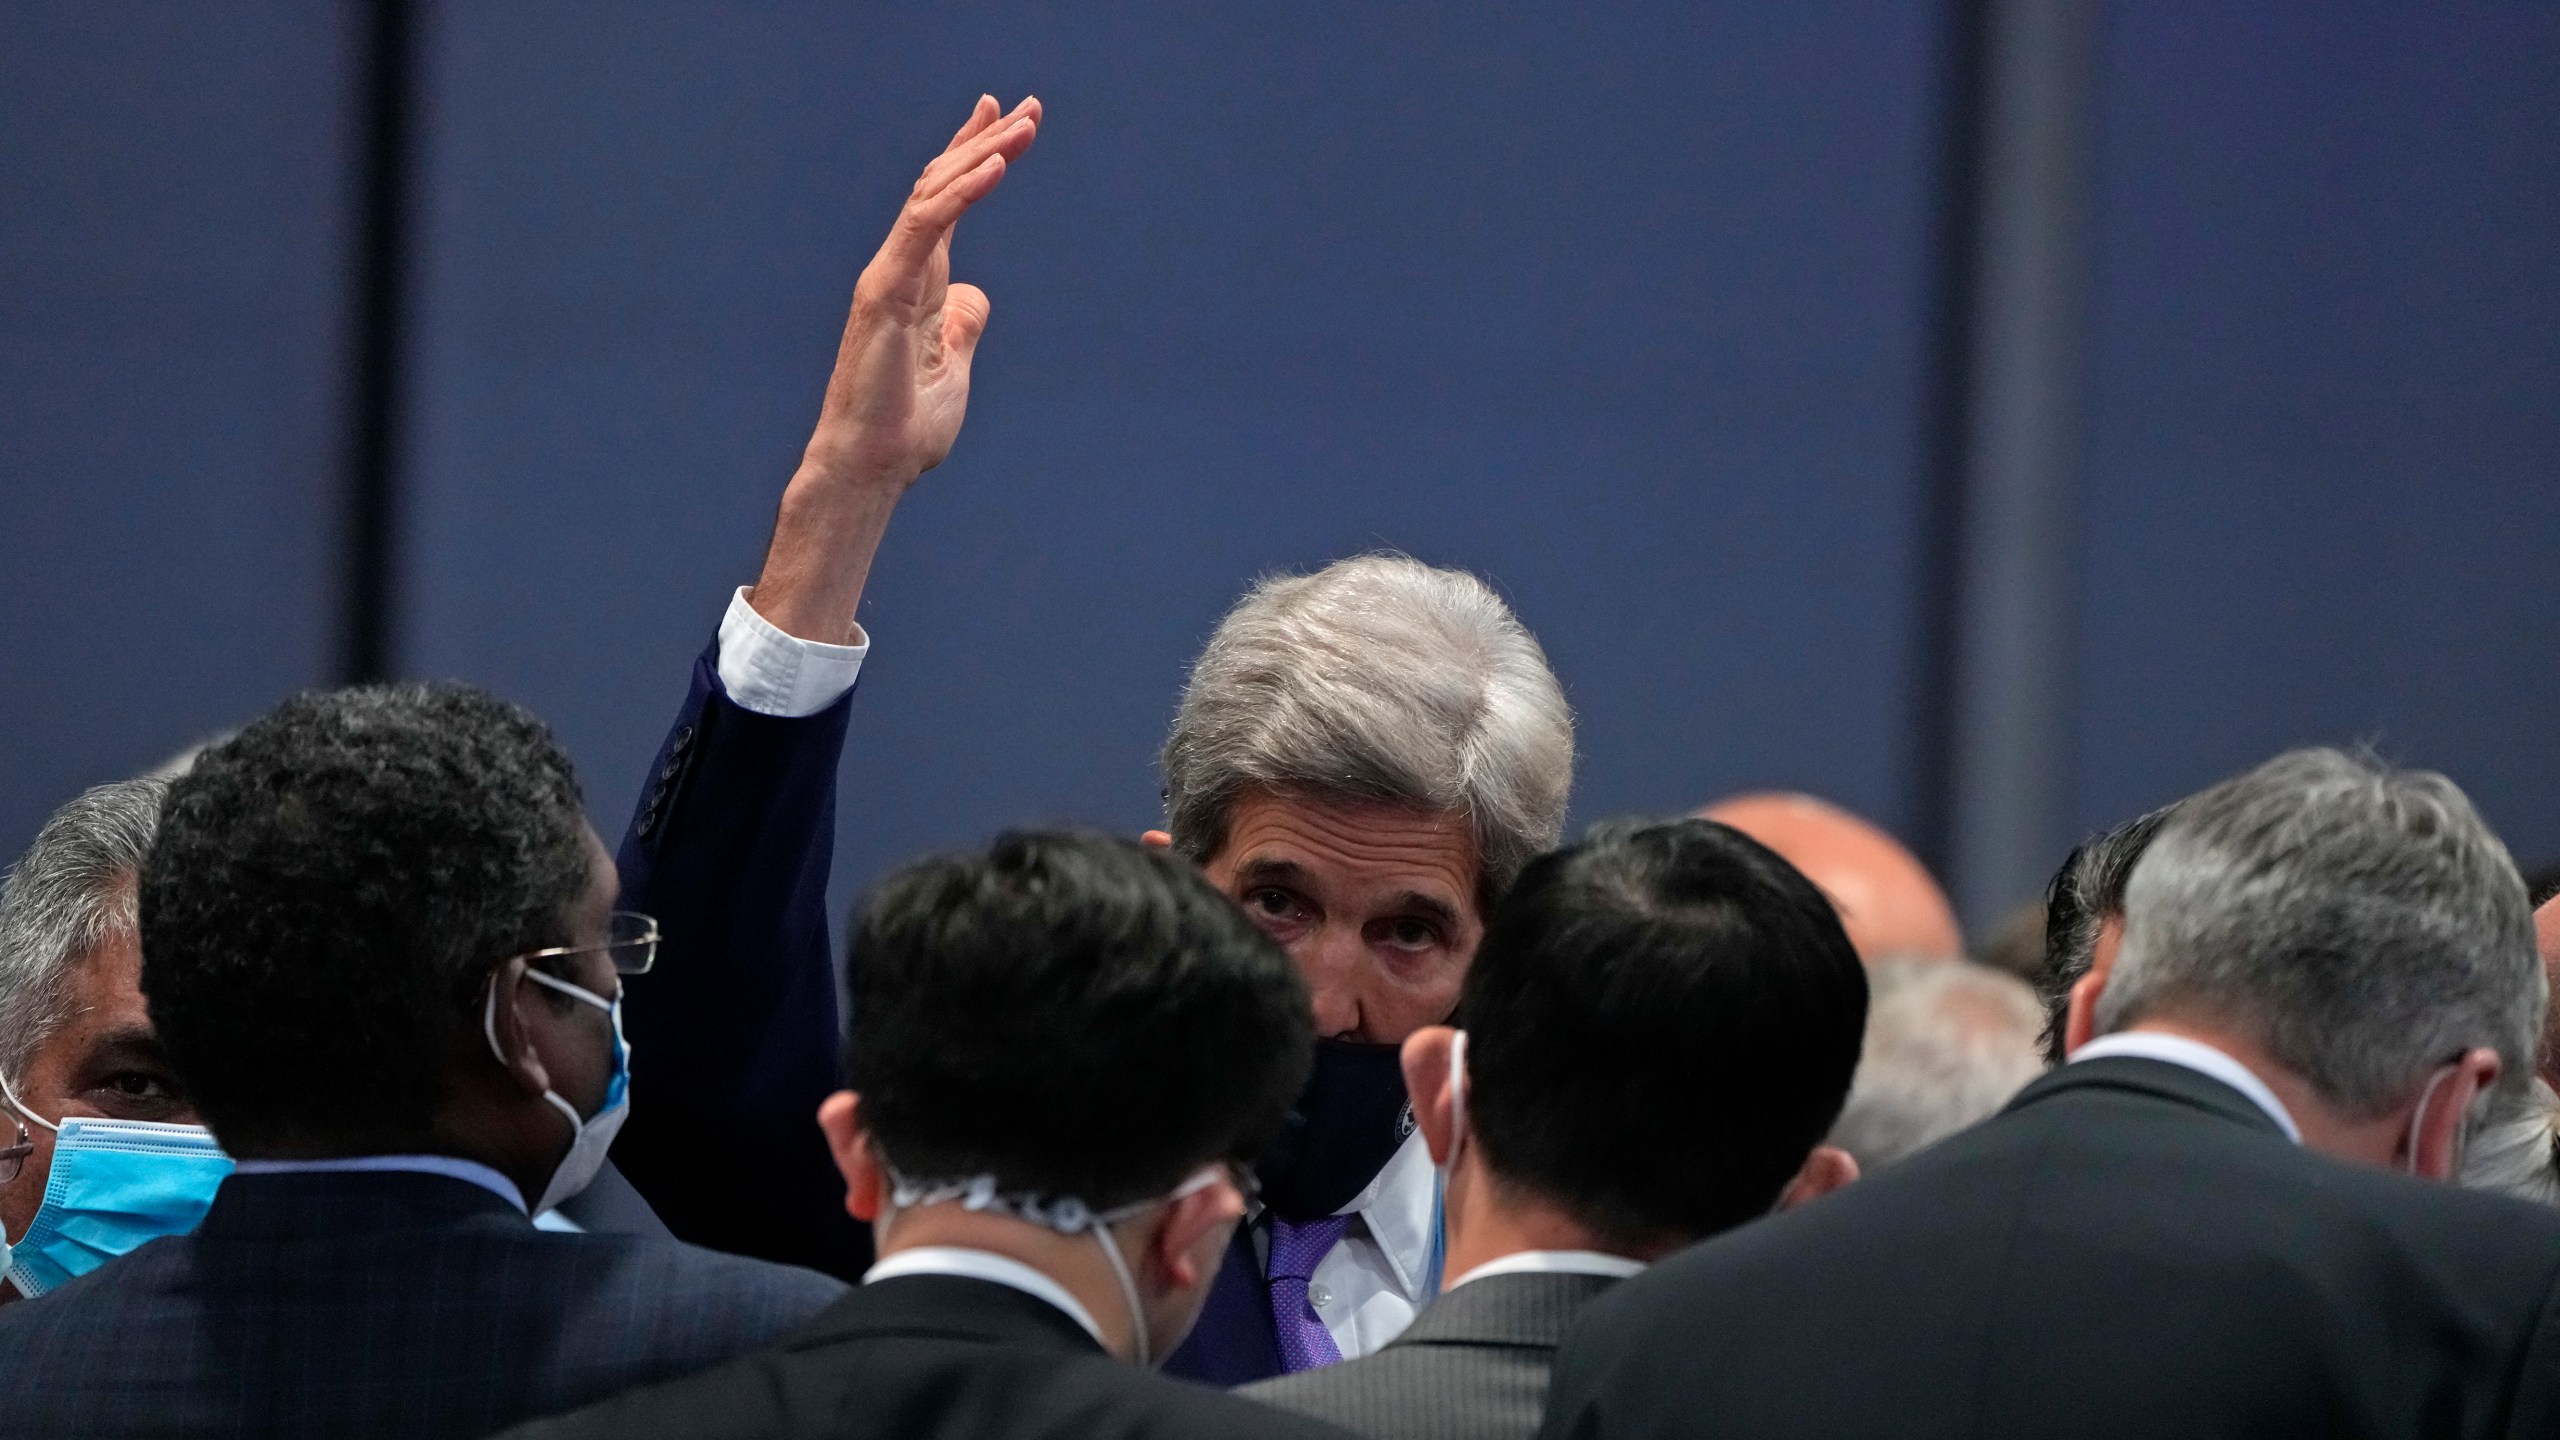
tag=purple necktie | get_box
[1267,1214,1352,1373]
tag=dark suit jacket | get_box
[1539,1057,2560,1440]
[611,641,871,1279]
[493,1272,1363,1440]
[1246,1270,1621,1440]
[0,1170,845,1440]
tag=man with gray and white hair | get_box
[0,777,202,1304]
[1825,959,2044,1171]
[1544,747,2560,1439]
[1147,553,1572,1382]
[574,96,1573,1386]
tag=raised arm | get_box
[610,96,1041,1278]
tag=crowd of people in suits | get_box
[4,95,2559,1439]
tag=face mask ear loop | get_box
[1089,1220,1152,1368]
[1446,1031,1469,1164]
[2405,1064,2458,1177]
[0,1069,59,1136]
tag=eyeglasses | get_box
[508,910,660,977]
[1,1113,30,1187]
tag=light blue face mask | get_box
[1,1073,233,1299]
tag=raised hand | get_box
[751,95,1041,644]
[803,94,1042,487]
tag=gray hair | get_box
[1828,958,2046,1169]
[0,776,173,1081]
[2095,747,2542,1116]
[2462,1078,2560,1208]
[1162,555,1574,904]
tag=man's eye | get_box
[1385,918,1440,949]
[102,1072,175,1102]
[1243,889,1308,928]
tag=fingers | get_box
[913,95,1039,206]
[946,94,1000,149]
[877,137,1028,281]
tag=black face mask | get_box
[1255,1038,1417,1221]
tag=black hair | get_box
[1461,816,1867,1250]
[2036,804,2175,1064]
[139,684,590,1153]
[846,830,1313,1210]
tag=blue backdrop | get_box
[5,1,2555,934]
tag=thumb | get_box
[942,283,992,361]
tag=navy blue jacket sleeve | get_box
[607,639,871,1280]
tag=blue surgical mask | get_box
[1,1073,233,1299]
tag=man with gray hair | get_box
[0,776,205,1304]
[576,95,1572,1386]
[1824,959,2044,1171]
[1542,747,2560,1438]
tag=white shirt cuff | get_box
[714,587,870,718]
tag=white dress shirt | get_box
[713,589,1437,1358]
[2070,1031,2304,1143]
[865,1246,1108,1349]
[1445,1249,1646,1292]
[231,1155,533,1210]
[716,587,870,717]
[1289,1128,1438,1359]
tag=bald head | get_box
[2539,894,2560,1090]
[1702,793,1963,966]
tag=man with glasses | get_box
[0,684,843,1440]
[496,831,1353,1440]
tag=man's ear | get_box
[2063,966,2109,1057]
[1400,1026,1461,1166]
[2405,1048,2502,1183]
[818,1090,882,1222]
[484,957,552,1096]
[1776,1144,1859,1210]
[1140,830,1173,851]
[1149,1170,1246,1292]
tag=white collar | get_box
[1331,1128,1437,1298]
[2070,1031,2304,1144]
[864,1246,1108,1351]
[229,1154,531,1212]
[1446,1249,1646,1291]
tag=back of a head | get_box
[139,685,591,1153]
[847,831,1315,1211]
[2036,804,2175,1063]
[1162,554,1575,906]
[2096,747,2542,1116]
[1461,817,1869,1248]
[1828,959,2046,1170]
[1700,792,1963,966]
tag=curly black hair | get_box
[138,683,590,1153]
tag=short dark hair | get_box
[140,684,590,1153]
[1462,817,1868,1249]
[2037,804,2174,1063]
[847,830,1313,1210]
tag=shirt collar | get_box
[2070,1031,2304,1144]
[229,1154,530,1212]
[864,1246,1108,1350]
[1447,1249,1647,1291]
[1339,1128,1437,1298]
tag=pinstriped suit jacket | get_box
[0,1170,846,1440]
[1241,1270,1623,1440]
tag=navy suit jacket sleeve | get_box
[608,639,871,1280]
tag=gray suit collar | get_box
[1385,1270,1622,1351]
